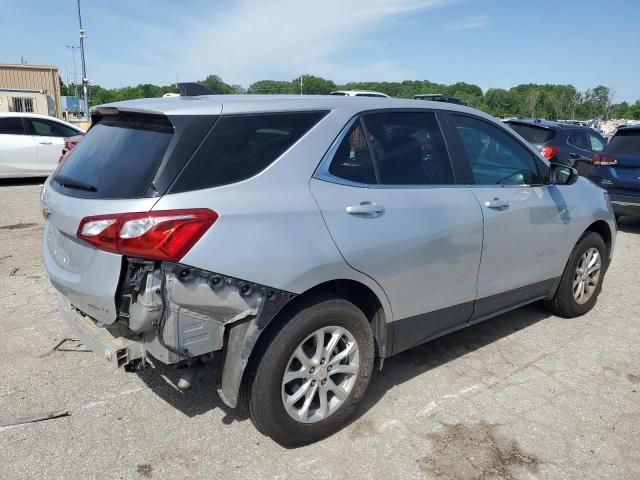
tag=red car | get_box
[58,134,83,164]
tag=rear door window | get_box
[507,123,555,144]
[568,130,590,150]
[27,118,79,137]
[587,132,606,152]
[53,113,173,198]
[453,115,541,185]
[170,111,327,192]
[328,119,377,184]
[362,111,454,185]
[0,117,26,135]
[607,130,640,155]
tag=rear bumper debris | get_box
[58,294,145,368]
[56,260,295,406]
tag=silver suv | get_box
[42,96,616,446]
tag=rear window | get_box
[508,123,555,144]
[170,111,327,192]
[53,113,173,198]
[607,129,640,155]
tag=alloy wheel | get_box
[281,326,359,423]
[573,247,601,305]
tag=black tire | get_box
[246,292,374,447]
[545,232,608,317]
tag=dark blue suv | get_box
[506,119,607,171]
[589,125,640,219]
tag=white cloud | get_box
[131,0,459,86]
[444,15,489,31]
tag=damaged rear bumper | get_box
[58,294,145,368]
[55,259,294,407]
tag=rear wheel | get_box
[545,232,607,317]
[246,293,374,447]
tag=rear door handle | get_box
[484,198,509,210]
[346,202,385,217]
[38,141,53,145]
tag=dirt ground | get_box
[1,179,639,480]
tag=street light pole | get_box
[76,0,89,119]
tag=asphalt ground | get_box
[1,178,639,479]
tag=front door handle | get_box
[484,198,509,210]
[38,141,53,145]
[346,201,385,217]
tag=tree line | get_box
[60,74,640,120]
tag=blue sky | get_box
[2,0,639,102]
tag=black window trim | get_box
[442,111,550,187]
[314,108,465,189]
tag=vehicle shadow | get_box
[0,178,46,187]
[135,358,244,424]
[351,302,551,424]
[616,216,640,234]
[136,301,552,432]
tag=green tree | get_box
[199,75,235,94]
[295,75,336,95]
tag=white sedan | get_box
[0,113,84,178]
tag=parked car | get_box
[589,124,640,218]
[0,113,84,178]
[329,90,390,98]
[505,119,607,174]
[414,93,467,105]
[42,96,615,446]
[58,134,84,165]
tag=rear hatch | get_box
[597,128,640,196]
[42,102,220,324]
[506,122,556,150]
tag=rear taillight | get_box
[592,153,617,166]
[77,209,218,262]
[540,145,560,160]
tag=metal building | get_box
[0,64,62,118]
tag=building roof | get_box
[0,63,59,71]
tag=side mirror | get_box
[550,162,579,185]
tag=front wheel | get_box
[246,293,374,447]
[545,232,608,317]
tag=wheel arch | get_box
[219,277,392,409]
[584,220,612,256]
[284,279,390,359]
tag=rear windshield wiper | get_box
[52,175,97,192]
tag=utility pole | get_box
[76,0,89,119]
[300,75,303,95]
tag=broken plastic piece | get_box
[0,409,70,428]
